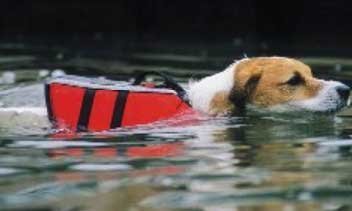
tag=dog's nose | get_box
[336,84,351,101]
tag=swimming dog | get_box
[188,57,351,115]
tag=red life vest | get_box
[45,74,193,132]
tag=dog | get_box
[188,57,351,115]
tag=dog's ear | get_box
[229,73,261,111]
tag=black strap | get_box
[132,71,189,104]
[44,83,54,123]
[77,88,96,131]
[111,90,129,128]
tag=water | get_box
[1,53,352,211]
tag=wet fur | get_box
[188,57,349,115]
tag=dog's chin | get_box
[280,93,349,114]
[246,99,349,115]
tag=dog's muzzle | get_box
[265,80,351,113]
[335,84,351,103]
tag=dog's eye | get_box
[286,74,303,86]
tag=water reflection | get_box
[5,114,344,210]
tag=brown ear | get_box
[229,73,261,111]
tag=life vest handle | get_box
[132,71,190,105]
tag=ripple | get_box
[318,139,352,147]
[70,163,131,171]
[0,167,23,175]
[141,187,352,209]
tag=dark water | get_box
[1,52,352,211]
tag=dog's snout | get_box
[336,84,351,101]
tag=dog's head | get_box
[228,57,350,113]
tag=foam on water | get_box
[0,83,50,135]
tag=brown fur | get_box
[209,91,234,115]
[210,57,322,114]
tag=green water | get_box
[1,52,352,211]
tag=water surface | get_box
[1,53,352,211]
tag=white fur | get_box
[188,59,248,113]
